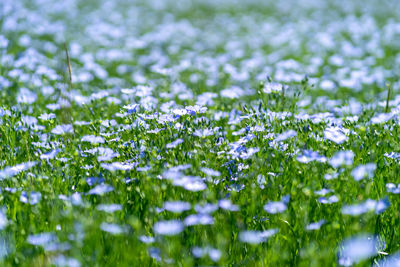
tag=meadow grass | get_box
[0,0,400,266]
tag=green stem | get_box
[385,83,391,113]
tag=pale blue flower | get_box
[329,151,354,168]
[218,199,239,211]
[172,176,207,192]
[123,104,139,113]
[192,246,221,262]
[51,124,73,135]
[386,183,400,194]
[376,252,400,266]
[166,138,184,149]
[194,203,218,214]
[370,113,393,124]
[38,113,56,120]
[324,127,348,144]
[100,223,126,235]
[264,201,287,214]
[153,220,184,236]
[88,184,114,195]
[306,220,325,231]
[297,150,327,164]
[184,214,214,226]
[27,232,56,246]
[318,195,339,204]
[275,130,297,142]
[0,161,37,179]
[81,135,105,144]
[338,234,380,266]
[97,204,122,213]
[40,149,60,160]
[163,201,191,213]
[263,83,286,94]
[52,255,81,267]
[200,168,221,177]
[0,210,8,230]
[239,229,278,244]
[139,236,155,244]
[17,88,37,104]
[342,197,389,216]
[100,162,137,171]
[351,163,376,181]
[20,191,41,205]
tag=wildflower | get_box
[376,252,400,266]
[192,246,221,262]
[0,210,8,230]
[239,229,278,244]
[172,176,207,192]
[81,135,105,144]
[264,201,287,214]
[88,184,114,195]
[123,104,139,113]
[351,163,376,181]
[100,162,137,171]
[17,88,37,104]
[185,105,207,115]
[329,150,354,168]
[263,83,286,94]
[153,220,184,236]
[220,87,245,99]
[51,124,73,135]
[297,150,327,164]
[0,161,37,179]
[324,127,348,144]
[100,223,126,235]
[275,130,297,142]
[306,220,325,231]
[166,138,184,149]
[193,128,214,137]
[20,191,41,205]
[240,147,260,159]
[46,103,61,111]
[40,149,60,160]
[139,236,155,244]
[184,214,214,226]
[38,113,56,120]
[218,199,239,211]
[386,183,400,194]
[385,152,400,161]
[52,255,81,267]
[370,113,393,124]
[163,201,191,213]
[27,233,56,246]
[338,235,380,266]
[85,147,119,162]
[21,116,38,126]
[97,204,122,213]
[314,188,332,196]
[318,195,339,204]
[342,197,389,216]
[200,167,221,177]
[194,203,218,214]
